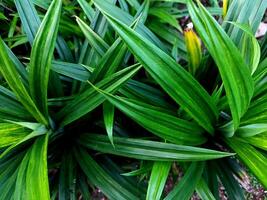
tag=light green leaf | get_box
[243,132,267,151]
[77,0,95,22]
[226,21,261,74]
[14,134,50,200]
[149,7,182,31]
[146,161,172,200]
[0,125,47,159]
[223,0,267,44]
[225,138,267,188]
[0,123,30,148]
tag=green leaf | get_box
[223,0,267,44]
[187,0,254,130]
[3,43,28,85]
[149,7,182,31]
[240,91,267,125]
[59,152,77,200]
[73,147,139,200]
[226,21,261,74]
[225,138,267,188]
[14,134,50,200]
[122,161,153,176]
[103,102,115,146]
[164,162,205,200]
[0,38,47,125]
[0,123,30,148]
[56,64,141,126]
[146,161,172,200]
[77,0,95,22]
[219,122,267,138]
[92,0,167,52]
[29,0,62,119]
[78,134,234,161]
[89,38,127,83]
[213,160,245,200]
[14,0,73,61]
[0,124,47,159]
[100,157,143,196]
[96,2,218,134]
[0,152,24,200]
[76,16,109,56]
[119,80,173,109]
[236,123,267,137]
[195,178,216,200]
[125,0,140,10]
[244,133,267,151]
[0,86,33,121]
[14,0,42,45]
[94,91,206,145]
[51,61,91,82]
[0,12,7,20]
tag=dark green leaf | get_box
[29,0,62,118]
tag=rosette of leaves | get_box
[0,0,266,199]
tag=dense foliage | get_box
[0,0,267,199]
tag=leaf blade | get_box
[29,0,62,118]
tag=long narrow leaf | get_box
[73,147,139,200]
[0,38,47,125]
[96,2,218,133]
[93,91,206,145]
[29,0,62,118]
[146,161,172,200]
[57,64,141,126]
[225,138,267,188]
[164,162,205,200]
[187,0,254,130]
[78,134,233,161]
[14,134,50,200]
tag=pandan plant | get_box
[0,0,266,199]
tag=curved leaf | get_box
[164,162,205,200]
[56,64,141,126]
[225,138,267,188]
[29,0,62,118]
[14,134,50,200]
[188,0,254,130]
[96,1,218,133]
[73,147,139,200]
[94,91,206,145]
[78,134,234,161]
[146,161,172,200]
[0,38,47,125]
